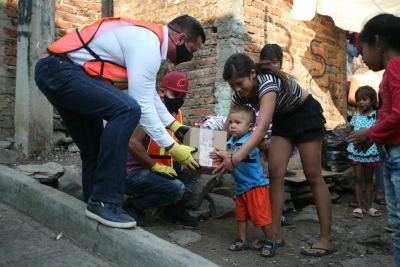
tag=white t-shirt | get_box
[67,20,175,148]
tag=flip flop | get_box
[382,224,393,232]
[353,208,363,218]
[363,208,381,217]
[374,198,387,205]
[301,245,338,257]
[277,239,286,247]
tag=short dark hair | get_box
[358,14,400,54]
[260,44,283,66]
[355,85,378,110]
[230,105,256,124]
[168,15,206,44]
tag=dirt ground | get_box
[18,151,395,267]
[144,193,393,267]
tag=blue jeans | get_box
[381,144,400,267]
[34,55,141,204]
[124,164,197,210]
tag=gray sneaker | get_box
[85,199,136,228]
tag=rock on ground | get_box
[186,174,222,209]
[167,230,201,245]
[13,162,65,183]
[205,193,235,219]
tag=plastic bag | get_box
[322,124,351,172]
[195,115,226,130]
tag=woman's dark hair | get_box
[223,53,291,95]
[358,14,400,53]
[259,44,283,66]
[355,85,378,110]
[168,15,206,44]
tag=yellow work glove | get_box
[168,143,200,170]
[169,120,190,142]
[150,163,178,179]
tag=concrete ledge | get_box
[0,165,217,267]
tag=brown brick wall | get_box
[0,0,18,140]
[243,0,346,128]
[0,0,102,140]
[115,0,219,126]
[115,0,347,128]
[0,0,347,140]
[54,0,102,39]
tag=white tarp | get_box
[291,0,400,32]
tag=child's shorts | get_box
[271,94,326,144]
[236,186,272,227]
[350,160,380,167]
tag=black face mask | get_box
[164,95,184,114]
[175,42,193,65]
[168,27,193,65]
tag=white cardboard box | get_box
[182,127,227,174]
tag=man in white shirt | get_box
[34,15,205,229]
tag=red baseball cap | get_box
[160,72,192,95]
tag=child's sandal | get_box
[260,239,277,258]
[228,238,249,251]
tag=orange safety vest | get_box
[147,110,182,167]
[47,17,164,89]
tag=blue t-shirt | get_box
[347,111,380,162]
[227,133,269,195]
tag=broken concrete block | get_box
[186,174,221,209]
[187,199,210,220]
[205,192,235,219]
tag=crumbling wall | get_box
[114,0,347,128]
[0,0,347,145]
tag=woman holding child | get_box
[213,52,336,257]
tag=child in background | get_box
[347,86,380,218]
[210,105,275,258]
[348,13,400,265]
[347,66,386,209]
